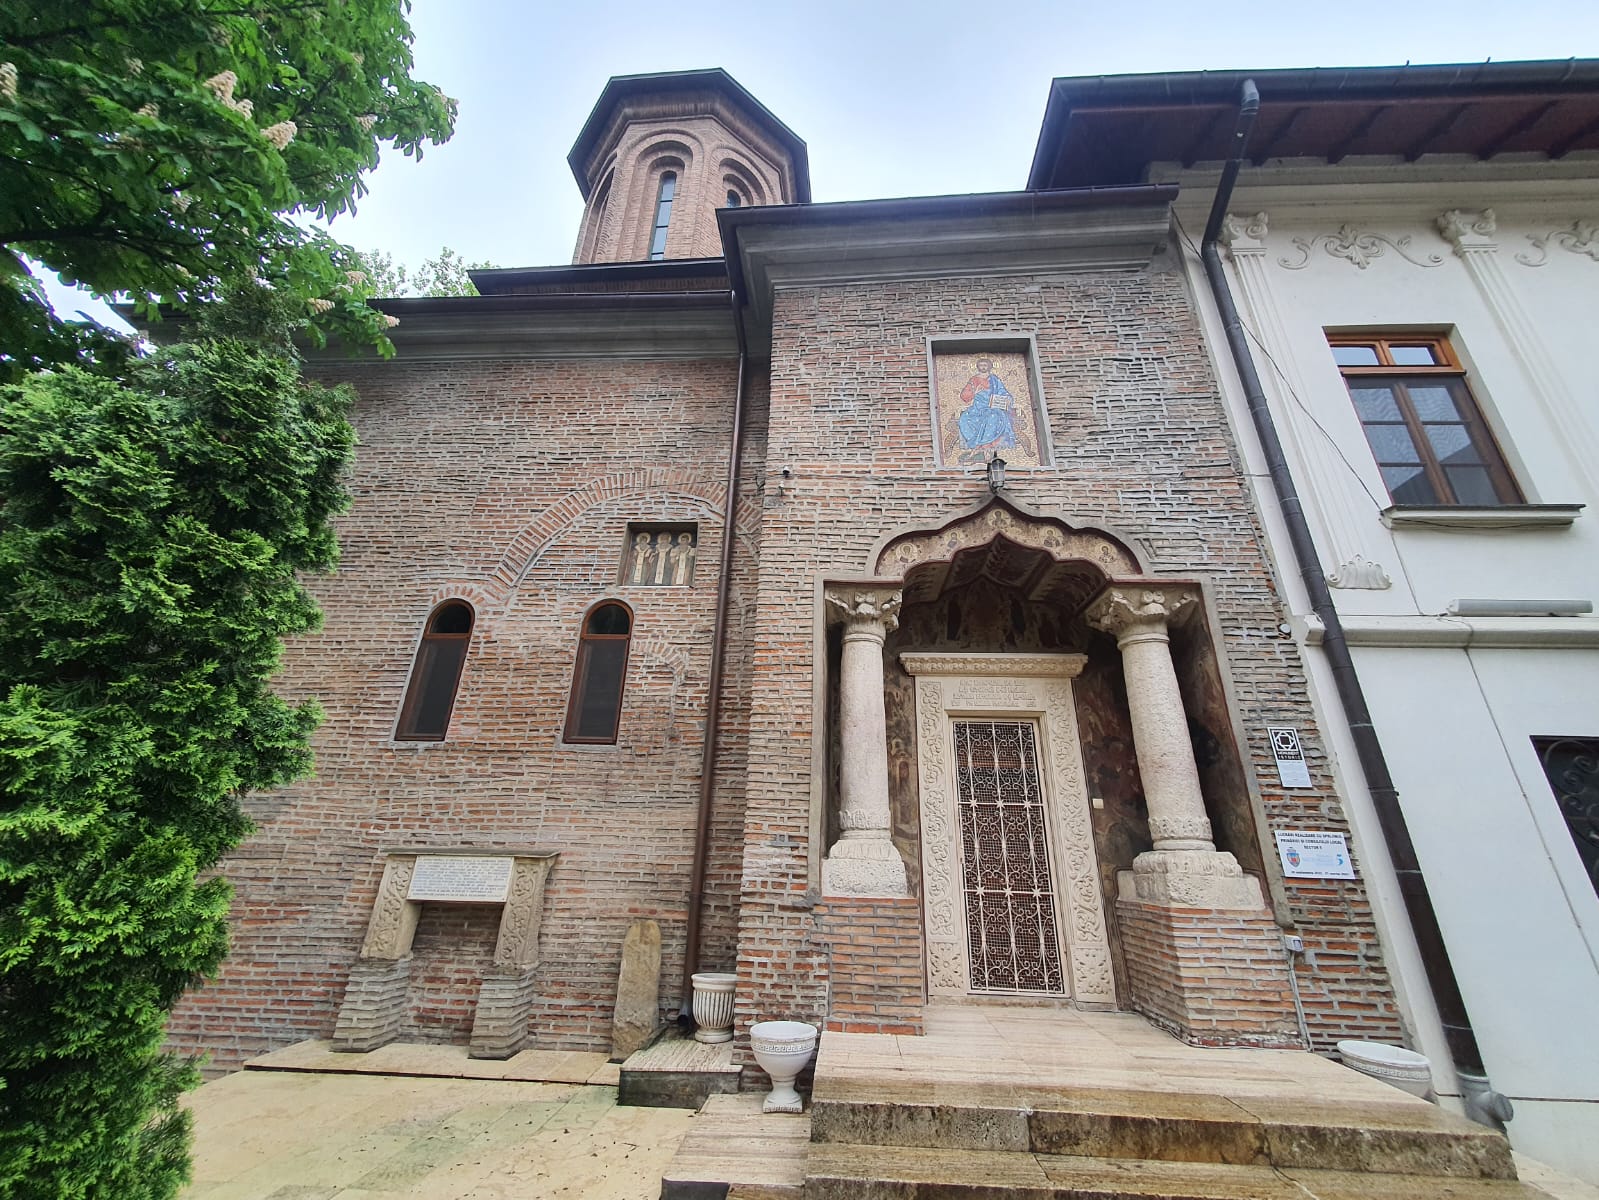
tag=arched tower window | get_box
[396,600,474,741]
[565,601,633,743]
[647,172,676,260]
[725,189,743,208]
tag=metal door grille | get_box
[953,719,1065,994]
[1535,736,1599,899]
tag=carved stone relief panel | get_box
[901,653,1115,1007]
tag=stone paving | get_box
[182,1055,691,1199]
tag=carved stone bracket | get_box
[1328,554,1392,591]
[1220,211,1269,255]
[333,849,558,1057]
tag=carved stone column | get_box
[1086,584,1258,909]
[822,588,909,897]
[1437,208,1599,495]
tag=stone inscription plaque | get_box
[952,678,1031,709]
[407,855,513,902]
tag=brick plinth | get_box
[814,897,926,1035]
[1116,895,1302,1048]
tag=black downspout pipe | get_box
[680,288,749,1018]
[1198,81,1484,1075]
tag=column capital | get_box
[1220,211,1269,256]
[825,587,902,635]
[1085,583,1198,642]
[1437,208,1498,254]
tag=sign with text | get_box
[407,855,513,902]
[1267,726,1313,788]
[1275,830,1356,880]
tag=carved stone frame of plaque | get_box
[332,848,558,1059]
[900,652,1116,1009]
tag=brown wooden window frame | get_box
[395,600,475,742]
[1329,332,1522,507]
[563,600,634,745]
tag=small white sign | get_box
[1267,726,1313,789]
[407,855,513,902]
[1275,830,1356,880]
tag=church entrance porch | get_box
[810,500,1302,1048]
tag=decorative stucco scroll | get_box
[1516,220,1599,266]
[1278,225,1443,271]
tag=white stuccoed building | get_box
[1029,60,1599,1181]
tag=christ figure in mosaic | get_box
[957,359,1018,457]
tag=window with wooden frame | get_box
[564,601,633,744]
[1329,333,1522,507]
[396,600,474,741]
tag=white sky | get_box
[43,0,1599,325]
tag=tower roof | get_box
[567,68,811,203]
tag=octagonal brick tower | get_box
[568,68,811,264]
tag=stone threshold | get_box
[620,1027,744,1110]
[660,1093,808,1199]
[243,1037,620,1086]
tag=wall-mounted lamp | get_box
[986,454,1007,494]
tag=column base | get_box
[332,957,412,1052]
[1116,879,1302,1050]
[469,967,539,1059]
[1125,849,1263,909]
[822,832,909,898]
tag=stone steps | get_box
[804,1142,1546,1200]
[809,1075,1516,1180]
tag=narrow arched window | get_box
[725,189,742,208]
[647,172,676,260]
[565,601,632,743]
[396,601,474,741]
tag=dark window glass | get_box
[396,601,473,740]
[648,172,676,260]
[726,190,742,208]
[1533,737,1599,900]
[1330,334,1521,507]
[564,602,632,744]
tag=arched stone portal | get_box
[817,501,1300,1045]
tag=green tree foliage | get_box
[0,290,356,1199]
[0,0,457,379]
[355,246,495,297]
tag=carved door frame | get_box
[901,652,1115,1006]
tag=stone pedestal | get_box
[332,849,557,1056]
[821,588,909,898]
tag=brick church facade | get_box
[168,69,1408,1075]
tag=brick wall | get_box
[815,898,925,1035]
[166,355,757,1072]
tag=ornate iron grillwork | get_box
[1535,736,1599,899]
[953,719,1065,994]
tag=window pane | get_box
[587,604,631,635]
[1332,344,1380,366]
[1446,466,1499,505]
[1389,344,1441,366]
[1383,464,1437,505]
[1408,385,1461,422]
[1349,385,1401,421]
[574,640,627,740]
[405,639,467,738]
[430,603,472,635]
[1364,424,1419,463]
[658,172,676,201]
[1424,424,1479,465]
[726,190,742,208]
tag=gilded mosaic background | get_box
[933,349,1046,467]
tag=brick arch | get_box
[485,469,760,607]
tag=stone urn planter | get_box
[749,1020,818,1113]
[690,972,737,1043]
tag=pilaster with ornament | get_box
[1437,209,1599,496]
[1219,212,1393,591]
